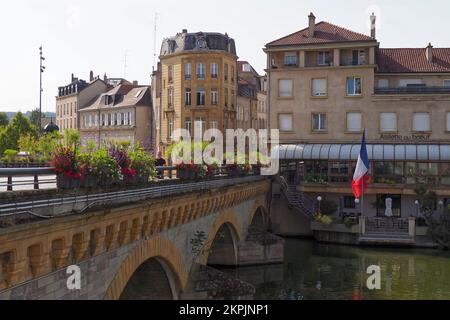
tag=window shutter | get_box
[347,113,362,132]
[279,80,293,97]
[380,113,397,132]
[312,79,327,96]
[413,113,430,132]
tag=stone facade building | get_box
[153,30,238,152]
[266,13,450,220]
[78,84,154,151]
[55,72,108,132]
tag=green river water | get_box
[224,239,450,300]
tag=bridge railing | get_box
[0,166,229,192]
[0,175,268,219]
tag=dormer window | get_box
[104,95,110,105]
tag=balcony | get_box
[374,86,450,95]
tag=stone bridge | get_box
[0,177,282,300]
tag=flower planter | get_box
[57,175,81,190]
[81,175,97,188]
[177,169,188,180]
[252,165,261,176]
[98,176,114,187]
[138,173,150,184]
[123,175,138,185]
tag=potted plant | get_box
[78,153,98,188]
[92,149,120,187]
[109,146,137,185]
[129,147,156,184]
[51,147,82,189]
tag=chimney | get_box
[90,71,94,81]
[370,13,376,39]
[103,73,108,82]
[71,73,75,82]
[182,29,187,34]
[133,80,139,86]
[426,43,433,63]
[308,12,316,38]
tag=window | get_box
[317,51,331,66]
[185,118,191,134]
[195,118,206,135]
[231,67,235,83]
[378,79,389,88]
[352,50,366,65]
[211,120,218,130]
[134,90,142,98]
[225,89,228,107]
[117,113,121,126]
[347,77,362,96]
[128,112,133,126]
[211,63,218,79]
[312,113,327,131]
[121,113,125,125]
[413,113,430,132]
[168,118,173,140]
[197,89,206,106]
[279,79,293,97]
[380,113,397,132]
[185,63,191,80]
[88,115,93,128]
[101,114,105,126]
[124,112,129,126]
[284,52,298,66]
[444,80,450,87]
[224,64,228,81]
[185,89,192,106]
[447,113,450,132]
[211,90,218,105]
[279,114,293,132]
[94,115,99,126]
[197,63,206,79]
[347,112,362,132]
[112,113,117,126]
[344,196,356,209]
[168,65,173,83]
[312,78,327,96]
[168,88,174,107]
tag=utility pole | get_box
[39,46,46,132]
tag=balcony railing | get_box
[374,86,450,95]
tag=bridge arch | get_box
[199,211,242,266]
[248,199,269,231]
[104,236,188,300]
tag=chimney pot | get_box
[426,43,433,63]
[370,13,376,39]
[133,80,139,86]
[182,29,187,33]
[90,71,94,81]
[308,13,316,38]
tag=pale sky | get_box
[1,0,449,113]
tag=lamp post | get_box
[39,46,46,133]
[317,196,322,214]
[438,200,444,214]
[414,200,420,218]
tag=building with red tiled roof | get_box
[265,13,450,223]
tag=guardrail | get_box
[0,166,180,192]
[374,86,450,95]
[0,175,268,219]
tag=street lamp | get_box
[317,196,322,214]
[39,46,46,133]
[414,200,420,219]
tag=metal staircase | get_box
[279,176,315,218]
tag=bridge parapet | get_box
[0,177,271,296]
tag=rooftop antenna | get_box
[152,12,159,72]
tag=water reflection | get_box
[222,239,450,300]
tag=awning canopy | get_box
[275,144,450,161]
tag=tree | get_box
[29,108,41,128]
[0,112,39,155]
[0,112,9,127]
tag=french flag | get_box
[352,130,370,199]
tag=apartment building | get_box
[153,30,238,152]
[55,72,108,132]
[78,83,154,151]
[236,61,267,130]
[266,13,450,219]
